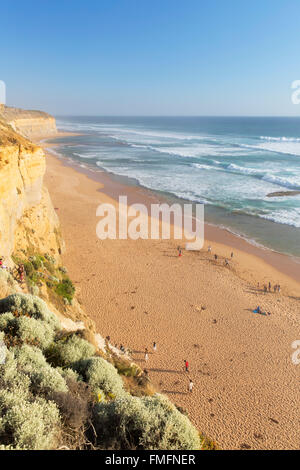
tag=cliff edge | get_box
[0,105,57,140]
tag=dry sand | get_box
[44,150,300,450]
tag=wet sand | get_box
[44,149,300,450]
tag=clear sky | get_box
[1,0,300,116]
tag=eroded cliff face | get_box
[0,105,57,140]
[0,118,62,262]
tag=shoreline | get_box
[42,143,300,450]
[43,138,300,288]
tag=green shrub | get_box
[13,344,68,393]
[0,312,14,331]
[0,391,60,449]
[56,367,80,383]
[46,334,95,367]
[43,261,55,274]
[93,394,201,450]
[55,278,75,303]
[0,294,61,332]
[23,261,35,277]
[13,316,56,350]
[44,254,56,264]
[29,255,44,270]
[73,357,126,399]
[29,285,40,296]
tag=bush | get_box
[56,367,80,383]
[0,312,15,331]
[92,394,201,450]
[73,357,126,399]
[7,316,56,350]
[44,261,55,274]
[29,285,40,296]
[13,344,68,394]
[23,261,35,277]
[0,294,61,332]
[49,379,92,431]
[0,391,60,450]
[55,278,75,303]
[46,334,95,367]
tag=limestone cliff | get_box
[0,117,95,336]
[0,118,62,262]
[0,105,57,140]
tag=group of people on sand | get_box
[259,282,281,294]
[178,245,234,269]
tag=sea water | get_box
[48,116,300,257]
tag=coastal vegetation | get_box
[0,293,210,450]
[12,253,75,305]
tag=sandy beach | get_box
[44,148,300,450]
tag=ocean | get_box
[48,116,300,257]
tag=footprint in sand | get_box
[254,433,264,440]
[240,443,251,450]
[269,417,279,424]
[208,398,213,403]
[130,306,135,310]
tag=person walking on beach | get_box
[231,252,234,259]
[153,341,157,352]
[208,246,212,253]
[178,247,182,257]
[268,282,271,292]
[188,379,194,393]
[184,360,189,372]
[214,254,218,260]
[278,284,281,293]
[144,348,149,362]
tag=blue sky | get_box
[1,0,300,115]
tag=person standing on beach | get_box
[145,348,149,362]
[231,252,234,259]
[268,282,271,292]
[153,341,157,352]
[188,379,194,393]
[208,246,212,253]
[184,360,189,372]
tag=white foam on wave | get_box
[262,173,300,190]
[257,141,300,157]
[260,208,300,228]
[73,152,98,159]
[98,126,205,141]
[45,147,62,157]
[260,136,300,142]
